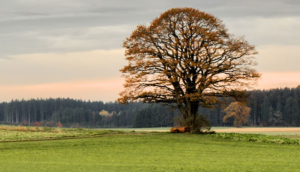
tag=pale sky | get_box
[0,0,299,102]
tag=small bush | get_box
[57,122,62,128]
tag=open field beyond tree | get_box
[1,126,300,171]
[109,127,300,135]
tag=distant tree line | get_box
[203,86,300,127]
[0,98,146,128]
[0,86,299,128]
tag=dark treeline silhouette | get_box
[0,98,147,128]
[203,86,300,127]
[0,86,300,128]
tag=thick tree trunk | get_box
[189,102,199,133]
[177,100,200,133]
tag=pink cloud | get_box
[1,72,299,102]
[256,72,300,90]
[0,78,125,102]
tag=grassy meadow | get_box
[0,125,128,142]
[1,125,300,171]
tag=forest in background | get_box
[0,86,300,128]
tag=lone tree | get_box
[118,8,260,133]
[223,102,251,127]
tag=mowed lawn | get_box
[1,132,300,172]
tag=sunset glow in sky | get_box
[0,0,299,102]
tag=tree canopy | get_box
[118,8,260,133]
[223,102,251,127]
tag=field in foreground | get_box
[0,127,300,171]
[114,127,300,135]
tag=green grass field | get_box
[106,127,300,135]
[1,126,300,171]
[105,127,235,131]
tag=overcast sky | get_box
[0,0,299,102]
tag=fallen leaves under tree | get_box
[118,8,260,133]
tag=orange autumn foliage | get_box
[118,8,260,133]
[57,122,62,128]
[223,102,251,127]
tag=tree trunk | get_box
[178,101,200,133]
[16,111,19,124]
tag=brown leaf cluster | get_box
[118,8,260,127]
[223,102,251,127]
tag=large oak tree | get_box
[118,8,260,133]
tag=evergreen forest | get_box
[0,86,300,128]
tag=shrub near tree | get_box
[118,8,260,133]
[223,102,251,127]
